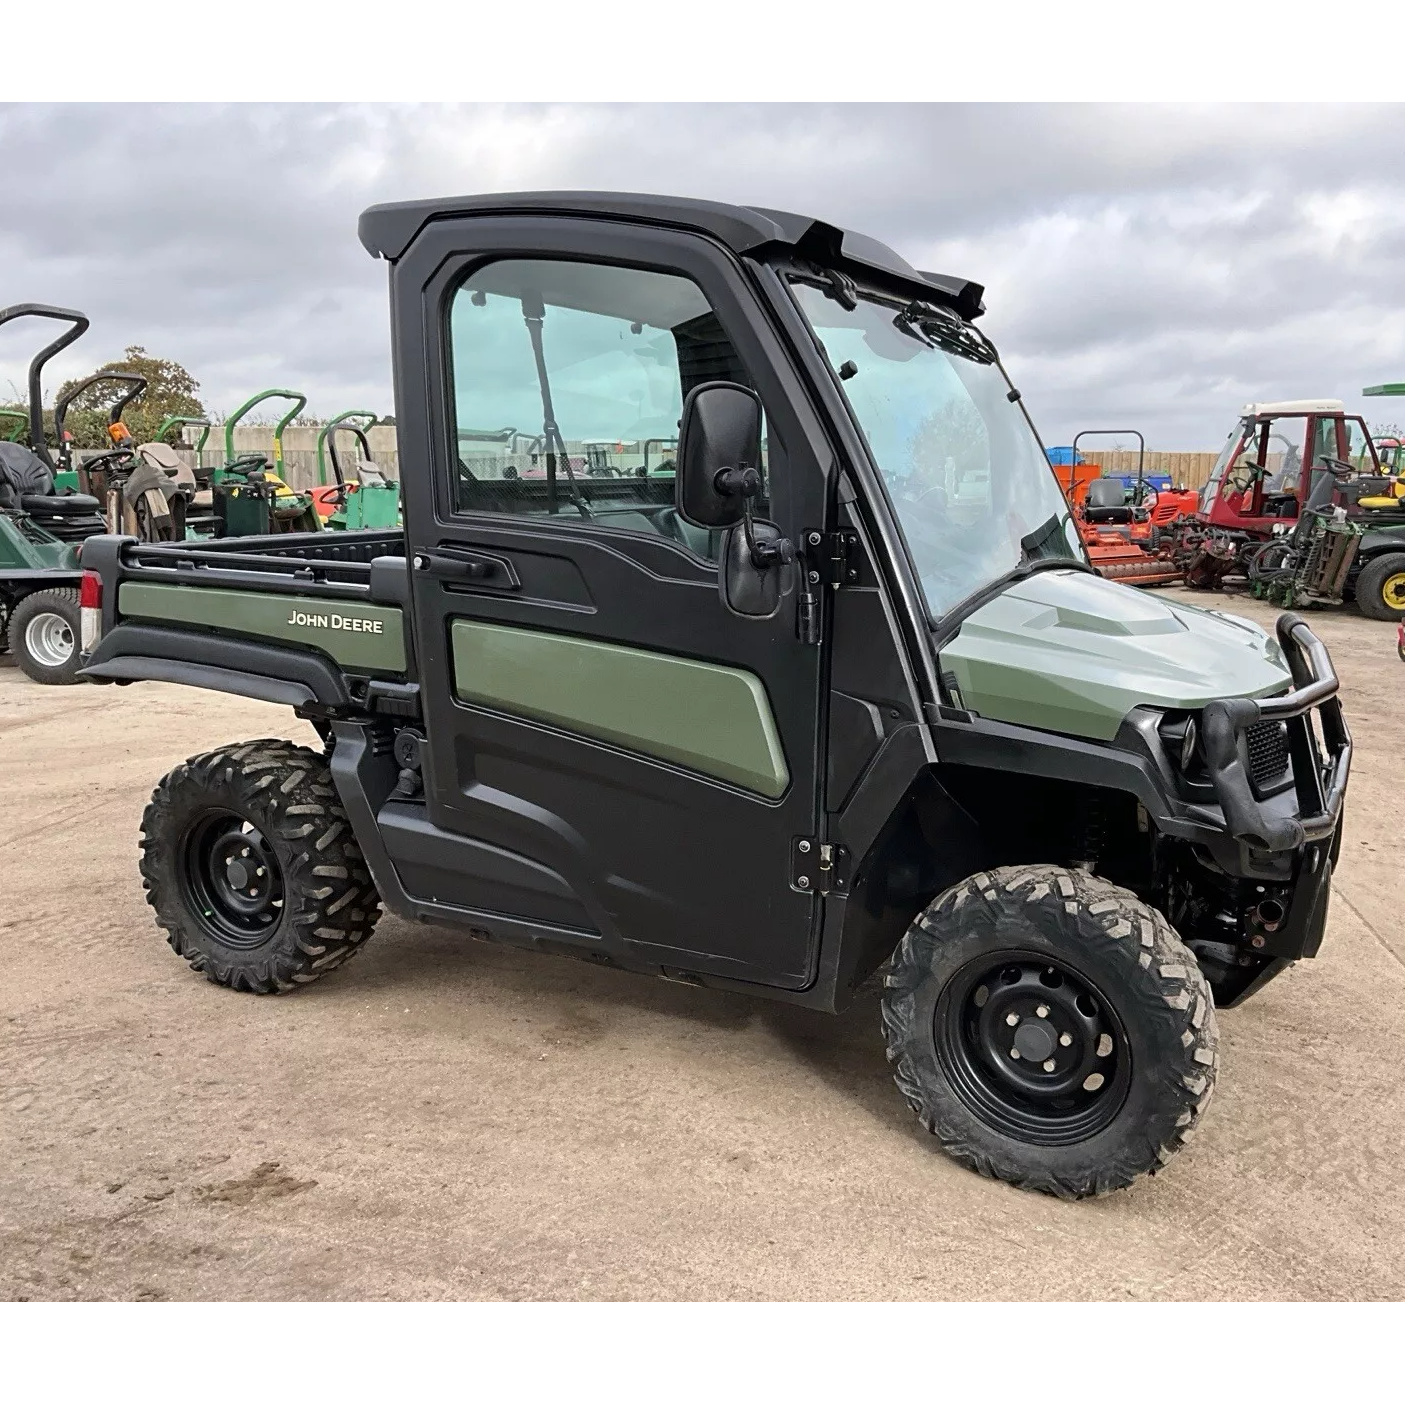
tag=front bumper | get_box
[1200,612,1351,854]
[1192,613,1348,987]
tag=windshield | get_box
[1200,421,1246,513]
[791,281,1082,618]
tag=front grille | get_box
[1246,720,1290,787]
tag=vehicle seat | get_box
[138,442,209,506]
[19,491,103,515]
[0,439,55,509]
[1083,477,1133,524]
[355,458,390,489]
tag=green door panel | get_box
[450,619,790,798]
[118,582,406,672]
[940,569,1294,740]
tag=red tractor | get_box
[1056,429,1196,586]
[1171,399,1405,613]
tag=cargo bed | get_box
[78,529,417,717]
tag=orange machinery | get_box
[1057,432,1197,586]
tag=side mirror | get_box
[676,381,762,528]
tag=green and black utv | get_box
[78,194,1349,1197]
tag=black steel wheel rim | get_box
[934,949,1132,1146]
[180,809,285,948]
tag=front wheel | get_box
[883,865,1218,1198]
[1354,551,1405,621]
[10,588,81,684]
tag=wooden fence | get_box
[1077,450,1219,491]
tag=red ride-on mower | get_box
[1057,429,1187,586]
[1169,399,1405,616]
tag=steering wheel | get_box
[1225,460,1267,494]
[224,453,271,479]
[76,448,136,480]
[1129,481,1160,514]
[1315,456,1356,477]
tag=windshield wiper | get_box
[894,301,996,365]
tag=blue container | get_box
[1115,473,1171,493]
[1046,446,1080,466]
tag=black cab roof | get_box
[357,191,985,321]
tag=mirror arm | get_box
[713,462,794,569]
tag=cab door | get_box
[388,216,832,990]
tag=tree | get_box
[53,346,207,449]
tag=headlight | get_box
[1181,717,1198,771]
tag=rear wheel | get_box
[139,739,381,992]
[1355,551,1405,621]
[10,588,81,684]
[883,864,1218,1198]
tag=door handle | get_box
[415,551,492,579]
[413,550,520,589]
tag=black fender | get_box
[79,623,351,707]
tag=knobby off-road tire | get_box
[10,588,81,684]
[139,738,381,993]
[1354,551,1405,622]
[883,864,1219,1198]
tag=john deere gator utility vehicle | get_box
[0,303,111,683]
[79,193,1350,1198]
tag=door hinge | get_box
[790,837,850,896]
[797,530,860,646]
[803,529,860,587]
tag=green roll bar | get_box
[1363,384,1405,397]
[0,409,28,442]
[223,389,307,477]
[316,410,379,487]
[156,414,212,459]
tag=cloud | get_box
[2,102,1402,447]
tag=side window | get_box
[447,258,766,547]
[1310,416,1338,469]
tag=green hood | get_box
[939,569,1292,741]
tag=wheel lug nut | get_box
[1059,1033,1073,1047]
[1009,1048,1021,1060]
[1035,1005,1049,1019]
[1042,1059,1056,1072]
[1005,1013,1019,1026]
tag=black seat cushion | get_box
[1085,477,1128,509]
[0,439,54,508]
[20,492,102,515]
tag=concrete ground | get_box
[2,588,1402,1301]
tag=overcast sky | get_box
[2,103,1402,451]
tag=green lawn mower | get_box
[315,409,401,529]
[0,303,110,683]
[210,389,322,536]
